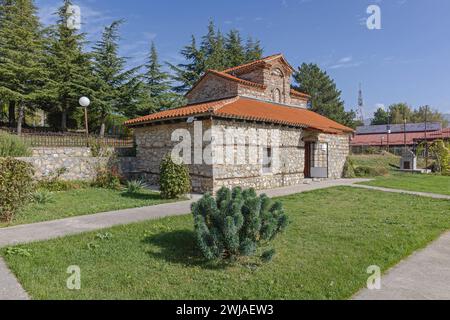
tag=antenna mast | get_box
[357,83,365,123]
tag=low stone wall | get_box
[31,147,92,157]
[18,156,107,181]
[15,147,137,181]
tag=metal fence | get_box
[1,128,134,148]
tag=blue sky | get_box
[35,0,450,118]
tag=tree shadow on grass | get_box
[143,230,227,270]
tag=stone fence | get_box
[15,147,137,181]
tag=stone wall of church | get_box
[186,74,238,104]
[211,119,306,192]
[133,121,214,192]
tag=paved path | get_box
[349,184,450,200]
[0,258,29,300]
[354,231,450,300]
[0,179,368,301]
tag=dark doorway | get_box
[403,161,411,170]
[304,142,312,178]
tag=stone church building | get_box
[125,54,353,193]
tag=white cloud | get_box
[338,56,353,63]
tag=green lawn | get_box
[2,187,449,300]
[359,173,450,195]
[0,188,175,228]
[350,154,400,170]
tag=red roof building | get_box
[125,54,353,193]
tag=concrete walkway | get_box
[350,184,450,200]
[354,231,450,300]
[0,258,29,300]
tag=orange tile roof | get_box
[290,89,310,100]
[125,96,353,134]
[124,97,239,125]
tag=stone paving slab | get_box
[354,231,450,300]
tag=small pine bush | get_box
[0,158,35,222]
[192,187,288,262]
[0,132,31,157]
[159,155,191,199]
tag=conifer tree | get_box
[131,42,182,117]
[245,37,263,62]
[293,63,356,127]
[46,0,93,131]
[201,20,226,70]
[91,20,140,136]
[167,36,205,93]
[225,29,245,67]
[0,0,51,134]
[168,21,264,94]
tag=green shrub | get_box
[0,132,31,157]
[159,155,191,199]
[32,190,54,204]
[89,139,111,157]
[354,166,389,177]
[92,166,122,190]
[123,180,146,194]
[192,187,289,262]
[343,157,356,178]
[0,158,35,222]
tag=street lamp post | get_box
[79,97,90,146]
[387,115,391,154]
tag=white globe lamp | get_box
[79,96,90,108]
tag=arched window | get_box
[271,68,285,103]
[272,88,282,103]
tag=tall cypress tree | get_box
[46,0,93,131]
[91,20,139,137]
[293,63,356,127]
[0,0,51,134]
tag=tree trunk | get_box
[17,103,25,136]
[8,101,15,128]
[61,110,67,132]
[100,122,106,138]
